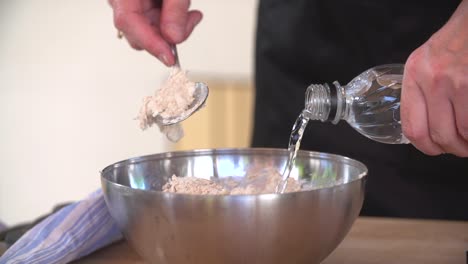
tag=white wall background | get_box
[0,0,258,226]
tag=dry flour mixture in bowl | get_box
[101,148,367,264]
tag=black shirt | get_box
[253,0,468,220]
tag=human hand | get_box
[401,0,468,157]
[108,0,202,66]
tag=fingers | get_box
[403,47,468,157]
[160,0,202,43]
[401,1,468,157]
[419,48,468,156]
[453,76,468,142]
[112,0,174,66]
[424,75,468,156]
[110,0,202,66]
[401,61,444,156]
[115,12,173,66]
[185,10,203,39]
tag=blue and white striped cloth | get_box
[0,189,122,264]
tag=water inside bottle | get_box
[347,73,409,144]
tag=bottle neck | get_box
[303,81,346,124]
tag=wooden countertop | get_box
[74,217,468,264]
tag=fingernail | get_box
[159,54,170,66]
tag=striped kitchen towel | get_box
[0,189,122,264]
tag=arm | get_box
[401,0,468,157]
[108,0,202,66]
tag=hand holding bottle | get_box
[401,0,468,157]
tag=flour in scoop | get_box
[138,67,196,142]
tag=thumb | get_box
[184,10,203,40]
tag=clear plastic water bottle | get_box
[302,64,409,144]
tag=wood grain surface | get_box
[74,217,468,264]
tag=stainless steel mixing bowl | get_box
[101,148,367,264]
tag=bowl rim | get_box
[100,147,368,197]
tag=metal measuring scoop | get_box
[159,45,209,126]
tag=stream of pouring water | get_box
[276,111,310,193]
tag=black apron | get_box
[253,0,468,220]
